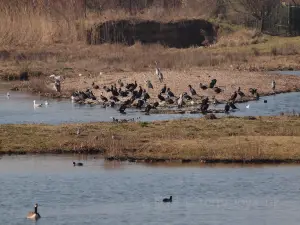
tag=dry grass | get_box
[1,116,300,162]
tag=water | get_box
[0,155,300,225]
[271,71,300,76]
[1,81,300,124]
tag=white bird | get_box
[177,93,183,108]
[246,104,250,109]
[49,74,61,81]
[33,100,42,107]
[44,101,49,106]
[79,73,82,77]
[76,128,81,135]
[6,92,10,97]
[27,203,41,220]
[155,61,163,83]
[271,80,276,91]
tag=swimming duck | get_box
[162,196,172,203]
[73,162,83,166]
[27,203,41,220]
[33,100,42,107]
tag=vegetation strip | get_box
[1,116,300,164]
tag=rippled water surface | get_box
[1,155,300,225]
[1,81,300,124]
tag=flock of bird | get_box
[70,68,269,115]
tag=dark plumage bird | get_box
[152,102,159,109]
[144,104,152,115]
[229,91,237,102]
[183,92,192,100]
[135,86,143,99]
[209,79,217,88]
[167,88,175,98]
[100,93,108,102]
[201,103,209,112]
[161,84,167,94]
[136,99,145,109]
[237,87,245,98]
[103,86,111,93]
[163,196,172,203]
[166,98,174,104]
[188,85,197,96]
[199,83,208,90]
[214,87,222,94]
[73,162,83,166]
[128,81,138,92]
[110,96,120,102]
[142,89,150,101]
[229,101,238,110]
[158,93,165,101]
[92,82,99,89]
[202,97,209,105]
[109,101,116,107]
[224,103,230,113]
[249,88,257,96]
[119,88,129,97]
[111,87,119,96]
[119,104,127,114]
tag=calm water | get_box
[0,155,300,225]
[0,80,300,124]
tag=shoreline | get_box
[1,116,300,164]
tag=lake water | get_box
[1,155,300,225]
[0,78,300,124]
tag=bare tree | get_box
[228,0,280,31]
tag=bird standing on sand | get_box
[146,80,153,89]
[27,203,41,220]
[155,61,163,83]
[188,85,197,96]
[271,80,276,91]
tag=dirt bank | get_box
[1,116,300,164]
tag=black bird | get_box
[135,86,143,99]
[163,196,172,203]
[119,104,127,114]
[152,102,159,109]
[229,101,238,110]
[201,103,209,112]
[119,88,129,97]
[103,86,111,93]
[188,85,197,96]
[111,87,119,96]
[249,88,257,96]
[237,87,245,98]
[100,93,108,102]
[224,103,230,113]
[136,99,145,109]
[161,84,167,94]
[110,96,120,102]
[202,97,209,105]
[128,81,138,92]
[214,87,222,94]
[109,101,116,107]
[229,91,237,102]
[167,88,175,98]
[142,89,150,101]
[158,93,165,101]
[199,83,208,90]
[92,82,99,89]
[73,162,83,166]
[166,98,174,104]
[183,92,192,100]
[144,104,152,115]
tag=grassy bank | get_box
[1,116,300,163]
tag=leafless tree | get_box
[228,0,281,31]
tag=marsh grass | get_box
[1,117,300,161]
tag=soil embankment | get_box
[87,19,218,48]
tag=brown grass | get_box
[1,116,300,162]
